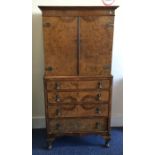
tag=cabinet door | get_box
[43,17,77,76]
[80,16,114,76]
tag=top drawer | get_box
[46,79,110,91]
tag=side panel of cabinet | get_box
[43,17,78,76]
[79,16,114,76]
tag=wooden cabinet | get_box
[39,6,118,149]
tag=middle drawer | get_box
[48,103,108,118]
[47,91,110,104]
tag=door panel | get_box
[80,16,114,76]
[43,17,77,75]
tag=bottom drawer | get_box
[48,117,108,133]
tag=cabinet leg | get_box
[102,135,111,148]
[47,138,55,150]
[104,138,110,148]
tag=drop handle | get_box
[55,109,60,116]
[55,82,61,90]
[55,123,60,129]
[95,122,100,129]
[98,81,103,89]
[55,95,61,102]
[96,94,101,101]
[46,66,53,72]
[96,107,100,114]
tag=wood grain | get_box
[43,16,77,76]
[80,16,114,76]
[39,6,118,16]
[39,5,118,147]
[48,103,108,118]
[48,117,108,133]
[46,79,110,90]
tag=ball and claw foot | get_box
[47,138,55,150]
[48,144,52,150]
[104,139,110,148]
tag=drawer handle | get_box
[55,95,61,102]
[46,66,53,72]
[55,109,61,116]
[55,123,60,129]
[96,94,101,101]
[95,122,100,129]
[98,81,103,89]
[96,107,100,114]
[55,82,61,90]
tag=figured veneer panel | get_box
[48,117,108,133]
[80,16,114,76]
[48,103,108,118]
[43,17,78,76]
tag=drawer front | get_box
[47,81,78,90]
[79,91,109,102]
[48,92,78,103]
[48,118,108,133]
[78,80,110,89]
[48,103,108,118]
[46,79,110,91]
[48,91,109,104]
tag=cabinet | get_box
[39,6,118,149]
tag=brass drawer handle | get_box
[55,95,61,102]
[46,66,53,72]
[55,82,61,90]
[96,94,101,101]
[98,81,103,89]
[96,107,100,114]
[95,122,100,129]
[55,109,61,116]
[55,123,60,129]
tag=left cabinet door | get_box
[43,17,78,76]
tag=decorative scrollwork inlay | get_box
[59,17,76,22]
[81,16,99,22]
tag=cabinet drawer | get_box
[48,91,109,104]
[48,92,78,103]
[78,80,110,89]
[48,103,108,118]
[46,81,78,90]
[46,79,111,91]
[48,118,108,133]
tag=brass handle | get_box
[46,66,53,72]
[96,107,100,114]
[95,122,100,129]
[98,81,103,89]
[55,109,60,116]
[55,123,60,129]
[55,82,61,90]
[96,94,101,101]
[55,95,60,102]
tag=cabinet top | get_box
[39,6,119,10]
[38,6,119,16]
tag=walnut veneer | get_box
[39,6,118,149]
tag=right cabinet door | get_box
[79,16,114,76]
